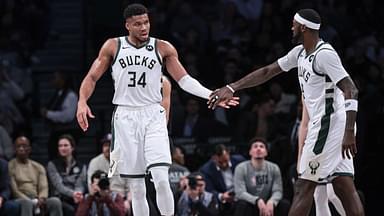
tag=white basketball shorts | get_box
[111,103,171,178]
[298,110,354,183]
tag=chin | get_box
[139,35,149,42]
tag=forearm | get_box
[230,62,281,91]
[79,75,97,102]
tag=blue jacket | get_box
[200,154,245,196]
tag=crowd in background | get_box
[1,0,383,215]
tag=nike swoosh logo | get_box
[109,160,115,172]
[122,46,130,49]
[160,110,165,113]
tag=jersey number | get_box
[128,71,146,88]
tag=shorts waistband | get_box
[115,103,161,111]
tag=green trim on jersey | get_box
[313,96,334,155]
[154,39,163,65]
[311,46,334,77]
[111,38,121,66]
[125,36,150,49]
[110,106,117,151]
[332,172,354,178]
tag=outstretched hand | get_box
[208,86,236,109]
[76,101,95,131]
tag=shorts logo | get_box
[309,161,320,175]
[160,109,165,113]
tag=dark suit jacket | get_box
[199,155,245,197]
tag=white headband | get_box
[294,13,320,30]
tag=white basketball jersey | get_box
[111,37,163,107]
[278,41,349,121]
[297,42,347,120]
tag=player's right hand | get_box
[76,101,95,131]
[208,86,234,109]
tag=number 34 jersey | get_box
[111,36,163,107]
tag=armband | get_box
[345,99,358,112]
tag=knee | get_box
[47,197,62,208]
[130,181,146,200]
[17,199,34,208]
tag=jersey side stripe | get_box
[313,93,334,155]
[111,37,121,66]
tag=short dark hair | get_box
[297,9,321,25]
[213,144,229,156]
[249,137,268,150]
[123,3,148,19]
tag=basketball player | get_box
[76,3,238,216]
[208,8,364,216]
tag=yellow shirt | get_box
[8,159,49,199]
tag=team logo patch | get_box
[308,160,320,175]
[146,45,154,51]
[309,55,314,62]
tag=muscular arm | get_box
[158,40,212,99]
[229,62,284,91]
[208,62,283,109]
[157,40,188,82]
[336,76,359,131]
[336,76,359,159]
[78,39,116,103]
[77,38,117,131]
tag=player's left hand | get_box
[342,129,357,159]
[208,86,235,109]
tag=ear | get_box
[300,25,307,32]
[125,22,130,31]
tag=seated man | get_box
[87,133,131,215]
[200,144,245,215]
[234,137,290,216]
[177,172,218,216]
[76,170,126,216]
[0,157,20,215]
[8,136,63,216]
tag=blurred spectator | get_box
[0,125,13,160]
[76,170,126,216]
[41,71,78,160]
[171,97,228,141]
[46,134,86,216]
[8,136,63,216]
[200,144,245,216]
[234,94,278,142]
[87,133,131,215]
[169,144,190,206]
[0,157,20,215]
[0,62,25,136]
[177,172,219,216]
[233,137,290,216]
[228,0,263,21]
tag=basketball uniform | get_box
[278,40,354,183]
[109,36,171,178]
